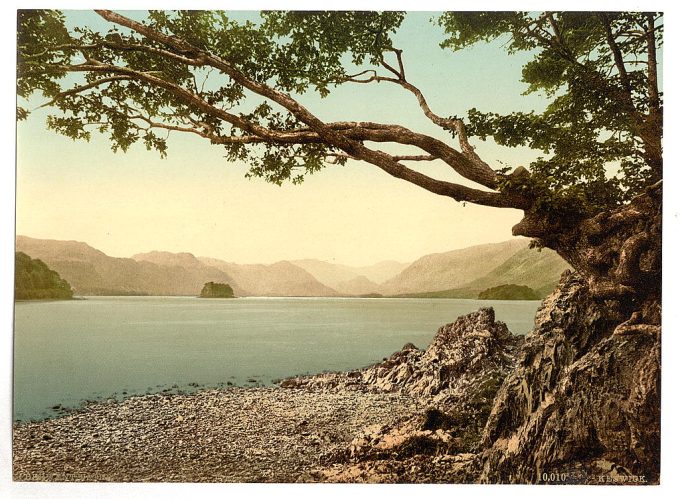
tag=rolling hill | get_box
[380,239,528,296]
[16,236,239,296]
[381,239,570,298]
[197,257,339,297]
[16,235,569,298]
[464,245,570,297]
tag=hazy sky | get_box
[17,10,551,266]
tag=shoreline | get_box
[10,302,551,482]
[13,308,520,484]
[15,294,544,301]
[13,386,422,483]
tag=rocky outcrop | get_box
[282,308,524,482]
[478,272,660,484]
[475,183,662,485]
[285,264,660,484]
[281,308,522,410]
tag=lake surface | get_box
[13,296,541,421]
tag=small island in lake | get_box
[199,281,235,298]
[15,251,74,300]
[478,284,540,300]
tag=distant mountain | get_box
[380,239,529,296]
[16,236,239,296]
[290,259,362,289]
[291,259,408,295]
[464,246,570,297]
[334,275,381,296]
[15,251,73,300]
[352,261,411,284]
[131,251,207,269]
[16,235,569,299]
[199,257,338,297]
[381,239,570,298]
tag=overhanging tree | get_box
[17,10,662,318]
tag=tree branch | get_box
[394,49,406,80]
[127,114,224,142]
[21,40,207,66]
[94,9,506,195]
[44,61,525,208]
[340,55,499,188]
[35,75,132,110]
[20,10,530,211]
[599,14,635,109]
[327,152,436,162]
[379,54,401,79]
[645,13,661,120]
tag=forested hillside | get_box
[15,252,73,300]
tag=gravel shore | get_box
[13,387,421,482]
[13,309,520,484]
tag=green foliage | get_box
[439,11,662,212]
[261,11,406,94]
[478,284,541,300]
[17,10,662,217]
[199,281,235,298]
[15,252,74,300]
[17,10,405,183]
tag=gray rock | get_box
[478,272,660,484]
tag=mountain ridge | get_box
[379,239,529,296]
[197,257,339,297]
[16,236,243,296]
[16,235,569,298]
[291,259,409,289]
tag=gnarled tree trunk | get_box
[477,183,661,484]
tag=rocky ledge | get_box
[479,272,660,484]
[281,307,522,405]
[280,308,524,482]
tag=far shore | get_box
[16,294,542,301]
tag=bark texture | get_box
[516,181,661,325]
[479,186,661,484]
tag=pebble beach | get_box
[13,387,421,482]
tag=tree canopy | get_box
[17,10,663,236]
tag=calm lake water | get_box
[13,296,541,421]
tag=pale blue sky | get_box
[16,11,581,265]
